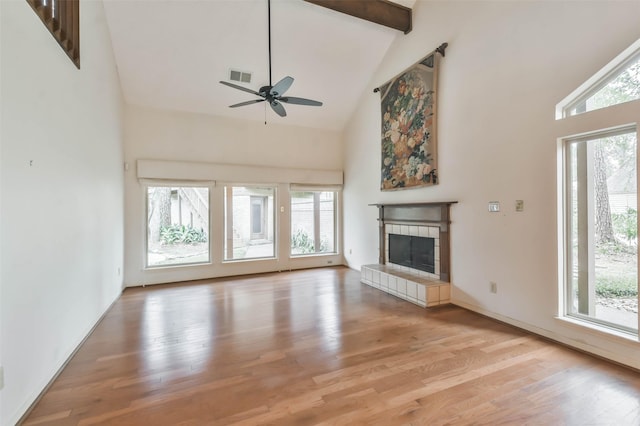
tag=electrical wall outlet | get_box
[515,200,524,212]
[490,281,497,293]
[488,201,500,212]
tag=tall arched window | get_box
[558,39,640,335]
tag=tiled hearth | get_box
[361,264,450,307]
[361,202,456,308]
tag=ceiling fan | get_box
[219,0,322,117]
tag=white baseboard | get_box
[452,299,640,371]
[12,292,122,425]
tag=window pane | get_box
[291,191,336,256]
[566,131,637,332]
[319,192,335,253]
[224,186,275,260]
[147,186,209,267]
[567,54,640,116]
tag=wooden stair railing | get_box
[26,0,80,68]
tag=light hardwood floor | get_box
[22,267,640,425]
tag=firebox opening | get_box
[388,234,435,273]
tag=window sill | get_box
[145,260,212,270]
[290,252,339,259]
[222,256,277,264]
[554,315,638,344]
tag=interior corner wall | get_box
[0,1,125,423]
[123,105,343,286]
[343,1,640,368]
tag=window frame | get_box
[557,38,640,120]
[222,184,277,262]
[289,187,340,258]
[557,38,640,339]
[561,126,638,335]
[564,51,640,118]
[144,182,212,270]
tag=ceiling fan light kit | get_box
[220,0,322,118]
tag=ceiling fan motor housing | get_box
[259,86,272,97]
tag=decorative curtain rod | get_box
[373,42,448,93]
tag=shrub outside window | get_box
[146,186,210,267]
[290,191,336,256]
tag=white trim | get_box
[556,136,566,321]
[453,299,640,370]
[13,293,122,425]
[223,184,278,262]
[556,38,640,120]
[137,159,343,185]
[289,183,343,192]
[143,184,212,269]
[139,178,215,187]
[555,315,637,343]
[559,123,637,143]
[557,125,638,335]
[289,188,340,258]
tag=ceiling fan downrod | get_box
[268,0,272,88]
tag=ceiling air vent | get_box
[229,69,252,84]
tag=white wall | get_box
[0,0,124,423]
[124,105,343,286]
[343,1,640,368]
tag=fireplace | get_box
[375,202,455,281]
[361,202,456,308]
[384,223,441,279]
[388,234,435,273]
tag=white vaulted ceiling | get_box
[103,0,415,131]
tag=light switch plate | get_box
[488,201,500,212]
[515,200,524,212]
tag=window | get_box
[559,38,640,336]
[560,40,640,119]
[250,196,268,239]
[224,186,275,260]
[563,128,638,333]
[146,186,210,267]
[26,0,80,68]
[565,52,640,117]
[290,190,337,255]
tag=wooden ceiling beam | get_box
[303,0,412,34]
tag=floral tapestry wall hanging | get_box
[378,46,444,190]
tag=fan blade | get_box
[270,76,294,97]
[280,97,323,107]
[229,99,265,108]
[220,81,262,97]
[270,100,287,117]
